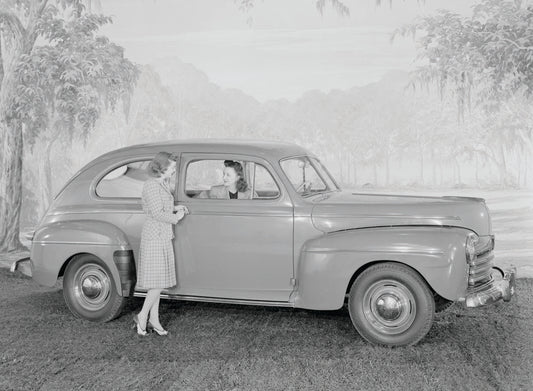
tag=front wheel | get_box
[348,262,435,346]
[63,254,125,322]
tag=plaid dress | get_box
[137,178,180,289]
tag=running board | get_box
[133,291,294,308]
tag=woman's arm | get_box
[143,180,180,224]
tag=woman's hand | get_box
[174,204,190,215]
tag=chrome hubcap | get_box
[73,263,111,310]
[363,279,416,335]
[82,276,103,299]
[376,294,402,321]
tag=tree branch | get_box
[482,31,533,51]
[25,0,50,51]
[0,11,26,40]
[315,0,350,16]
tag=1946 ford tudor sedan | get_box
[12,140,516,346]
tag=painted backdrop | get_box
[0,0,531,258]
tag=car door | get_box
[170,153,294,302]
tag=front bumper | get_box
[463,267,516,308]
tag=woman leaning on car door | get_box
[133,152,189,336]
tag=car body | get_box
[14,139,516,346]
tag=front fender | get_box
[31,220,133,295]
[293,226,470,310]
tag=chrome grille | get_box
[468,236,494,287]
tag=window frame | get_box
[93,156,173,201]
[180,154,284,202]
[279,155,340,198]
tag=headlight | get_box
[465,233,479,264]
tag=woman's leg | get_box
[148,292,164,328]
[138,289,161,328]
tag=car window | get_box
[310,157,339,191]
[251,163,280,199]
[185,159,280,200]
[280,157,329,196]
[96,160,153,198]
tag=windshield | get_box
[280,156,339,197]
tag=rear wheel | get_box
[63,254,125,322]
[348,262,435,346]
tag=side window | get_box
[185,160,223,198]
[281,157,327,196]
[185,159,280,200]
[96,160,151,198]
[252,164,280,199]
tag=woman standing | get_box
[134,152,188,336]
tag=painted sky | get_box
[100,0,475,101]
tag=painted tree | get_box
[394,0,533,117]
[392,0,533,185]
[0,0,138,252]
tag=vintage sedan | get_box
[13,140,515,346]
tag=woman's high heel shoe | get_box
[133,314,148,336]
[147,321,168,336]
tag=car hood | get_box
[310,191,491,236]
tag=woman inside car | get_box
[198,160,253,199]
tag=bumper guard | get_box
[464,267,516,308]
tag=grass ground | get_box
[1,269,532,391]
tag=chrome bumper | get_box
[10,257,32,277]
[464,267,516,308]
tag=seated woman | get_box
[198,160,253,199]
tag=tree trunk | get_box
[37,141,54,216]
[499,143,508,186]
[0,120,24,252]
[524,153,528,187]
[431,148,437,186]
[344,151,349,185]
[475,154,480,187]
[339,152,344,184]
[517,147,521,187]
[418,142,424,185]
[352,155,357,186]
[455,157,462,185]
[0,63,25,251]
[385,152,390,187]
[41,130,61,213]
[0,3,47,251]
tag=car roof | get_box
[92,139,312,165]
[55,139,315,201]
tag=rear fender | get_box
[31,220,135,296]
[293,226,470,310]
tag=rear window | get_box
[96,161,151,198]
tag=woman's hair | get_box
[148,152,178,178]
[224,160,248,192]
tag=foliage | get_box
[394,0,533,119]
[8,4,138,148]
[0,0,139,251]
[80,63,530,190]
[233,0,349,16]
